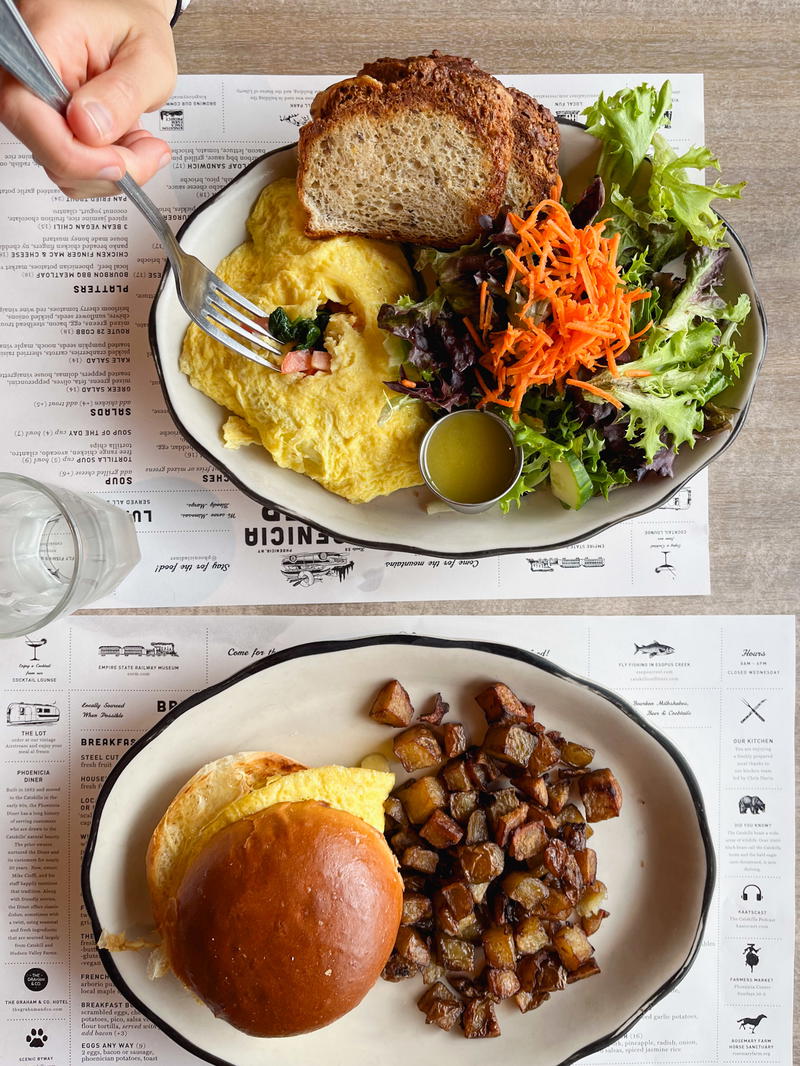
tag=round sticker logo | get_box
[24,968,48,992]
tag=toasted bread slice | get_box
[146,750,305,931]
[505,86,560,213]
[298,54,514,248]
[298,54,560,247]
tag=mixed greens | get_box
[378,82,752,510]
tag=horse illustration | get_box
[737,1014,766,1032]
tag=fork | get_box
[0,0,283,370]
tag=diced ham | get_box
[279,348,331,376]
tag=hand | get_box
[0,0,178,198]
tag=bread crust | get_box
[167,801,403,1037]
[506,86,560,211]
[146,750,305,931]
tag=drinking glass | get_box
[0,473,140,638]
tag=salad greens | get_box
[378,81,751,510]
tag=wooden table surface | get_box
[104,0,800,1046]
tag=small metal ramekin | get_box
[418,409,524,514]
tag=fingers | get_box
[67,27,177,149]
[54,130,172,198]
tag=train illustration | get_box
[98,642,178,657]
[7,702,60,726]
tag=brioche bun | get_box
[164,800,403,1036]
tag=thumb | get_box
[66,34,176,147]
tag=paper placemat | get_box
[0,613,793,1064]
[0,73,711,605]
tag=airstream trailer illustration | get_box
[7,703,60,726]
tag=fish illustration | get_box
[634,641,674,658]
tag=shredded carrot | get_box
[565,378,623,409]
[621,368,652,378]
[400,378,416,388]
[476,194,650,418]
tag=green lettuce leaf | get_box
[583,82,672,194]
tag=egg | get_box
[179,178,431,503]
[179,765,395,876]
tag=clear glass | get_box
[0,473,140,638]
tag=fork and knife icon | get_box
[740,698,766,724]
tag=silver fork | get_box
[0,0,282,370]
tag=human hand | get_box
[0,0,178,198]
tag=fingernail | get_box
[82,101,113,139]
[96,165,124,182]
[157,152,172,172]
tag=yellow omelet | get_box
[179,177,431,503]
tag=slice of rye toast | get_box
[297,54,514,248]
[297,53,559,248]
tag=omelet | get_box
[179,177,431,503]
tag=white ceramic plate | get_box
[83,635,714,1066]
[149,123,766,558]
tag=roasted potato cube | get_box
[390,827,420,855]
[502,872,549,912]
[393,724,443,772]
[441,758,473,792]
[482,724,536,768]
[576,880,608,918]
[442,721,467,759]
[401,892,433,926]
[493,803,529,849]
[417,981,464,1031]
[419,692,450,726]
[558,740,596,767]
[456,842,505,883]
[456,911,485,942]
[381,952,418,981]
[437,881,474,922]
[515,773,549,807]
[557,802,586,826]
[482,925,517,970]
[566,956,602,983]
[420,808,464,848]
[395,926,432,968]
[370,679,414,726]
[464,748,502,789]
[552,924,593,972]
[383,795,408,827]
[514,989,550,1013]
[514,915,550,955]
[465,809,489,845]
[581,908,609,936]
[547,779,571,814]
[574,846,597,884]
[579,768,623,822]
[449,789,479,824]
[517,949,567,994]
[438,935,479,976]
[486,966,521,1001]
[449,974,485,1000]
[560,822,588,851]
[525,804,559,833]
[527,732,561,774]
[402,872,426,893]
[534,886,573,921]
[398,775,447,824]
[469,881,490,904]
[544,838,570,878]
[401,844,439,874]
[508,820,548,862]
[461,997,501,1038]
[421,962,446,985]
[488,787,522,821]
[474,681,530,725]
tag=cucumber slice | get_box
[549,452,593,510]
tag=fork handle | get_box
[0,0,183,264]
